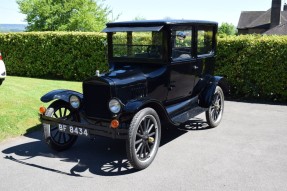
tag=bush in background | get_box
[217,35,287,102]
[0,32,107,81]
[0,33,286,102]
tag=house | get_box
[237,0,287,35]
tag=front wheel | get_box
[43,100,78,151]
[126,108,161,170]
[205,86,224,128]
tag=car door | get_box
[167,27,201,102]
[196,25,216,79]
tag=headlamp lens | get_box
[109,99,121,113]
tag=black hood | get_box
[82,64,168,120]
[103,65,148,103]
[104,64,168,103]
[104,65,147,87]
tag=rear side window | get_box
[171,29,192,61]
[197,26,214,55]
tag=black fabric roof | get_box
[102,26,164,32]
[105,20,218,28]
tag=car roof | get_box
[106,20,218,27]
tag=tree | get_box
[218,22,237,35]
[17,0,113,31]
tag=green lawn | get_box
[0,76,81,142]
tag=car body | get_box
[40,20,228,170]
[0,52,6,85]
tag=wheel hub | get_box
[143,134,149,140]
[214,101,220,111]
[142,132,154,143]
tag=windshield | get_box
[111,31,163,60]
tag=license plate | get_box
[58,124,89,137]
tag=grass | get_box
[0,76,81,142]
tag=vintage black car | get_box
[40,20,228,170]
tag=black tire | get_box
[126,108,161,170]
[43,100,78,151]
[205,86,224,128]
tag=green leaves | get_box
[218,23,237,36]
[0,32,107,81]
[216,35,287,102]
[17,0,111,32]
[0,32,286,102]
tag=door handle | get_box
[193,65,198,70]
[168,84,175,91]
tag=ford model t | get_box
[39,20,228,170]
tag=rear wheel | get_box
[126,108,161,170]
[43,100,78,151]
[205,86,224,128]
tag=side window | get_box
[197,26,214,55]
[172,30,192,61]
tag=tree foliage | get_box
[218,22,237,35]
[17,0,112,31]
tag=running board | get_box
[171,107,207,124]
[166,96,207,124]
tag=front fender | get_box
[123,98,158,113]
[123,98,179,127]
[40,89,83,103]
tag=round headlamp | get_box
[109,99,121,114]
[69,95,80,109]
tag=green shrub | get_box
[217,35,287,102]
[0,32,108,81]
[0,32,286,102]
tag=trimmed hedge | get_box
[0,32,107,81]
[0,33,286,102]
[217,35,287,102]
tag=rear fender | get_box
[198,76,229,108]
[40,89,83,103]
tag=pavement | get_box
[0,101,286,191]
